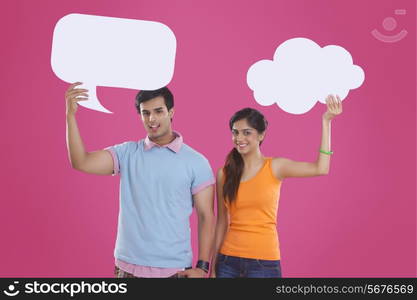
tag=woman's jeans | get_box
[216,253,282,278]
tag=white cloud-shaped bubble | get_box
[247,37,365,114]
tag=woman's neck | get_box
[241,148,264,168]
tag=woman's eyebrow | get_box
[232,128,253,131]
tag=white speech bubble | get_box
[247,37,365,114]
[51,13,177,113]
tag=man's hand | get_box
[65,82,89,116]
[177,268,207,278]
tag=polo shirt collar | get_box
[144,131,183,153]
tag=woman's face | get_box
[231,118,264,155]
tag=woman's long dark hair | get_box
[223,108,268,203]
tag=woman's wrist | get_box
[322,115,332,123]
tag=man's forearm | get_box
[66,114,88,169]
[197,213,215,262]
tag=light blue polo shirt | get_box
[105,132,214,268]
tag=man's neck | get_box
[149,130,176,146]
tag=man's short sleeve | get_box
[191,156,215,195]
[104,142,134,176]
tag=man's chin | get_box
[148,133,160,139]
[148,130,165,140]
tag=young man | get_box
[65,82,215,278]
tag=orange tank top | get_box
[220,157,282,260]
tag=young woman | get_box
[211,95,342,278]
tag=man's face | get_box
[140,96,174,140]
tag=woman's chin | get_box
[236,147,250,155]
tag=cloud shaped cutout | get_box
[247,37,365,114]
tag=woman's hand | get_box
[323,94,343,122]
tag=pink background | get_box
[0,0,415,277]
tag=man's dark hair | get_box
[135,87,174,114]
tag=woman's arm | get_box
[272,95,343,180]
[209,168,230,277]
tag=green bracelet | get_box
[319,149,334,155]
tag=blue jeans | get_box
[216,253,282,278]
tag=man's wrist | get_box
[195,260,210,273]
[66,113,75,120]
